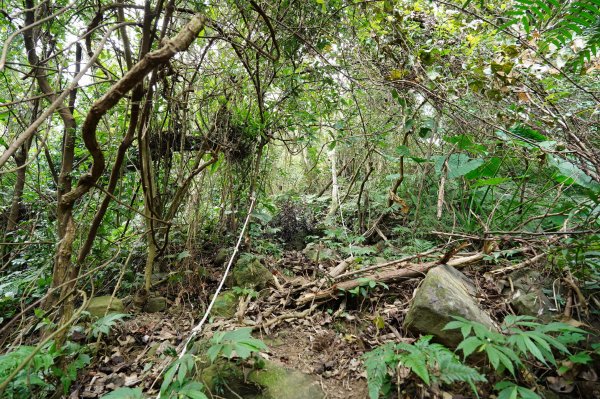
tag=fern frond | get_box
[438,355,486,385]
[502,0,600,69]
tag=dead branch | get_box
[296,252,485,306]
[329,256,354,278]
[487,253,546,276]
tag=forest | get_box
[0,0,599,398]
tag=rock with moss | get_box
[87,296,124,318]
[212,291,238,318]
[403,265,496,347]
[503,270,553,321]
[199,359,324,399]
[302,242,337,263]
[214,247,230,266]
[231,254,273,290]
[144,296,167,313]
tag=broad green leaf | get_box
[100,387,144,399]
[472,177,510,188]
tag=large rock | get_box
[199,359,324,399]
[403,265,496,347]
[231,254,274,290]
[87,296,125,318]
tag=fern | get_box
[362,336,485,399]
[90,313,129,338]
[446,315,588,382]
[363,343,394,399]
[502,0,600,68]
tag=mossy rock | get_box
[87,296,124,318]
[231,254,273,290]
[302,242,337,263]
[504,270,553,322]
[212,291,238,318]
[144,296,167,313]
[198,359,324,399]
[403,265,496,347]
[214,248,230,265]
[248,361,324,399]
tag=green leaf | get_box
[100,387,145,399]
[161,361,179,394]
[457,336,483,359]
[569,352,592,364]
[363,344,394,399]
[522,335,547,365]
[446,154,485,179]
[404,353,430,385]
[549,156,595,188]
[206,344,221,363]
[485,345,501,371]
[472,177,510,188]
[178,381,208,399]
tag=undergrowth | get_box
[363,316,599,399]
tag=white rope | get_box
[179,194,256,357]
[155,195,256,399]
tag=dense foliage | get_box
[0,0,598,397]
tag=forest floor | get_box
[72,250,378,398]
[69,249,597,399]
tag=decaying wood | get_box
[333,247,441,281]
[296,253,485,305]
[329,256,354,278]
[488,253,545,275]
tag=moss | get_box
[87,296,124,318]
[232,254,273,290]
[212,291,238,318]
[197,359,324,399]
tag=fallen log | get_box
[329,256,354,278]
[296,253,485,306]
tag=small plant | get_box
[494,381,541,399]
[0,340,90,398]
[445,315,587,377]
[160,354,208,399]
[206,327,268,363]
[100,354,207,399]
[231,286,259,299]
[341,278,389,299]
[89,313,129,338]
[445,315,590,398]
[363,335,485,399]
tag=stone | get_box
[144,296,167,313]
[248,360,325,399]
[502,270,554,321]
[212,291,238,318]
[403,265,496,347]
[231,254,274,290]
[214,248,230,265]
[302,242,337,263]
[199,359,324,399]
[87,296,125,318]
